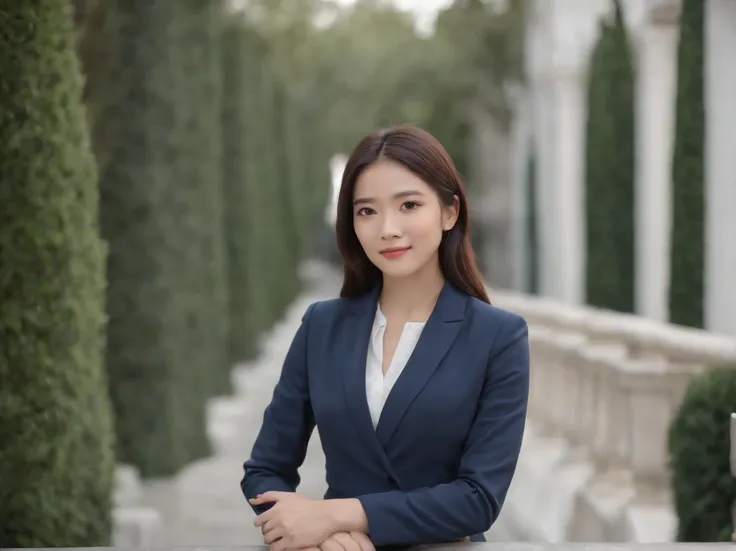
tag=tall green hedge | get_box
[254,53,300,325]
[584,0,636,312]
[221,16,333,366]
[177,0,231,400]
[0,1,114,545]
[668,365,736,541]
[668,0,705,329]
[222,17,260,364]
[96,2,213,477]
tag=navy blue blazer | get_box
[241,281,530,547]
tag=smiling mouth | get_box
[380,247,410,259]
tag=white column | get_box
[552,69,586,304]
[705,0,736,334]
[508,88,532,292]
[634,13,679,322]
[533,75,559,298]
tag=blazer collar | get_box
[345,279,467,322]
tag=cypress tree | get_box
[96,2,211,477]
[178,0,231,399]
[584,1,636,312]
[0,0,114,545]
[668,0,705,328]
[222,16,260,364]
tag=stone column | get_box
[507,86,532,292]
[532,74,559,298]
[705,0,736,334]
[633,3,680,322]
[551,67,586,305]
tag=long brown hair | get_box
[335,124,490,304]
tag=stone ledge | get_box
[12,544,735,551]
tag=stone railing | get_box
[10,543,736,551]
[492,290,736,543]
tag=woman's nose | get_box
[379,213,402,239]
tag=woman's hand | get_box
[250,492,342,551]
[319,532,374,551]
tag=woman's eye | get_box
[402,201,419,211]
[356,207,375,216]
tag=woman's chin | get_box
[374,257,421,279]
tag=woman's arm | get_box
[337,312,530,545]
[240,303,317,515]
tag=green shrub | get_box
[668,365,736,541]
[668,0,705,328]
[0,1,114,545]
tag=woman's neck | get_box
[379,260,445,322]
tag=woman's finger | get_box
[332,532,361,551]
[348,532,375,551]
[320,537,346,551]
[263,527,284,545]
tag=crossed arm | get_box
[240,305,530,550]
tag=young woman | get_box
[241,125,530,551]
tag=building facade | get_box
[508,0,736,335]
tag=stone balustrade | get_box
[10,544,736,551]
[492,289,736,543]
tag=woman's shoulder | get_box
[300,296,352,326]
[465,294,528,333]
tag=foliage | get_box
[0,0,114,545]
[177,0,231,398]
[222,12,332,363]
[584,0,636,312]
[668,365,736,541]
[247,0,526,172]
[668,0,705,328]
[221,16,260,363]
[92,2,216,477]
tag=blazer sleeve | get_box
[357,312,530,545]
[240,302,317,515]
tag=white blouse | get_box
[365,306,426,429]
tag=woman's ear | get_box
[442,195,460,232]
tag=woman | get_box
[241,125,530,551]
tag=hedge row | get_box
[583,0,636,313]
[0,1,115,546]
[222,15,331,364]
[96,2,215,478]
[89,4,331,478]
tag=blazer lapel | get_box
[375,281,468,448]
[340,285,400,479]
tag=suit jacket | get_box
[241,281,530,546]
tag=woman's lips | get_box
[380,246,410,259]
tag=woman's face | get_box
[352,159,458,280]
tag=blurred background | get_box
[1,0,735,548]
